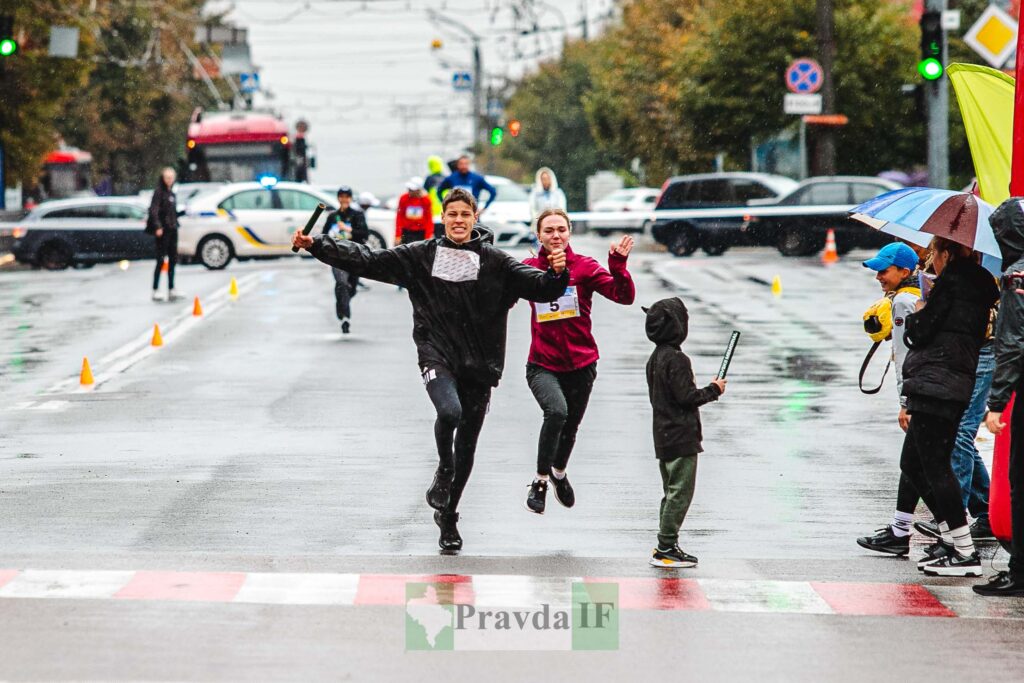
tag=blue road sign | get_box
[452,71,472,92]
[240,72,260,93]
[785,59,823,94]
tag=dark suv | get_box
[649,173,798,256]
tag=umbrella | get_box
[850,187,1002,273]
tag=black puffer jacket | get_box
[645,297,722,459]
[901,257,999,410]
[988,197,1024,412]
[308,226,568,386]
[145,182,178,235]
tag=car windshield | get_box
[492,183,529,202]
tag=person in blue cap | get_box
[856,241,931,556]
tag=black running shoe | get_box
[341,319,351,334]
[551,474,575,508]
[650,545,698,569]
[426,469,453,511]
[434,510,462,553]
[973,571,1024,597]
[922,551,982,577]
[970,517,996,542]
[526,479,548,514]
[917,541,954,571]
[914,519,941,540]
[856,526,910,556]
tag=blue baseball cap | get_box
[863,242,919,272]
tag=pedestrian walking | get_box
[977,197,1024,596]
[528,167,567,221]
[644,297,726,568]
[437,155,497,213]
[396,177,434,245]
[522,208,635,514]
[899,238,998,577]
[323,186,369,334]
[145,167,181,302]
[292,188,568,553]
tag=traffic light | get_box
[490,126,504,146]
[918,10,943,81]
[431,38,443,50]
[508,119,521,137]
[0,15,17,57]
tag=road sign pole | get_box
[925,0,950,189]
[799,118,808,180]
[1012,9,1024,195]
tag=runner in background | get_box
[322,186,369,334]
[396,177,434,245]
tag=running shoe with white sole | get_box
[922,551,982,577]
[650,545,698,569]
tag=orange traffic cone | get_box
[80,357,94,386]
[151,324,164,347]
[822,229,839,265]
[192,296,203,317]
[161,258,169,273]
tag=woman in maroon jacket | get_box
[523,208,635,513]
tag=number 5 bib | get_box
[535,286,579,323]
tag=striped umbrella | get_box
[850,187,1002,273]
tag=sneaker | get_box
[922,551,982,577]
[434,510,462,553]
[526,479,548,514]
[917,541,954,571]
[168,289,183,301]
[973,571,1024,597]
[341,319,351,334]
[426,468,453,511]
[970,517,996,542]
[151,290,164,302]
[650,545,698,569]
[913,519,942,540]
[551,473,575,508]
[856,526,910,556]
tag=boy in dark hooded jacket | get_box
[644,297,726,568]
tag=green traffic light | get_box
[918,58,943,81]
[0,38,16,56]
[490,127,504,146]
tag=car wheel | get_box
[702,243,728,257]
[665,225,698,257]
[593,228,612,237]
[197,235,234,270]
[366,230,387,251]
[777,228,817,257]
[37,241,73,270]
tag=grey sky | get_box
[210,0,615,198]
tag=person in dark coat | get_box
[293,188,568,553]
[145,167,180,301]
[900,237,999,577]
[644,297,726,569]
[322,186,369,334]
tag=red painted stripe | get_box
[811,582,955,618]
[114,571,246,603]
[586,577,710,611]
[355,574,475,606]
[0,570,19,589]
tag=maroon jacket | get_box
[523,245,635,372]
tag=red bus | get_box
[41,147,93,199]
[184,109,308,183]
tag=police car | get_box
[179,181,394,269]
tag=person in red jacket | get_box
[523,208,635,513]
[396,177,434,245]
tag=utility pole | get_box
[815,0,837,175]
[924,0,949,188]
[429,9,486,152]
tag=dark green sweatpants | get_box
[658,455,698,548]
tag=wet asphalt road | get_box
[1,236,1023,680]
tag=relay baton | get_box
[717,331,741,379]
[291,203,327,253]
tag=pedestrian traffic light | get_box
[0,15,17,58]
[918,10,943,81]
[508,119,521,137]
[490,126,504,146]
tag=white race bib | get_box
[405,205,424,220]
[432,246,480,282]
[535,287,579,323]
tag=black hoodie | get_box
[988,198,1024,412]
[645,297,722,459]
[309,225,568,387]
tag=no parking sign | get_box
[785,58,824,94]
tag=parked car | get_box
[178,181,394,269]
[586,188,660,235]
[480,176,535,247]
[9,196,154,270]
[649,173,798,256]
[743,176,903,256]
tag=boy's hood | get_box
[644,297,689,346]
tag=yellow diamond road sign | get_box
[964,4,1018,69]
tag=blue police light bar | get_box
[258,175,279,188]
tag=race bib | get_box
[329,221,352,239]
[405,205,424,220]
[432,246,480,282]
[455,185,474,194]
[535,287,579,323]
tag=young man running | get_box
[522,209,635,513]
[292,189,568,552]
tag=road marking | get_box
[0,569,1020,618]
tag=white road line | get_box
[234,572,360,606]
[698,579,835,614]
[0,569,135,600]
